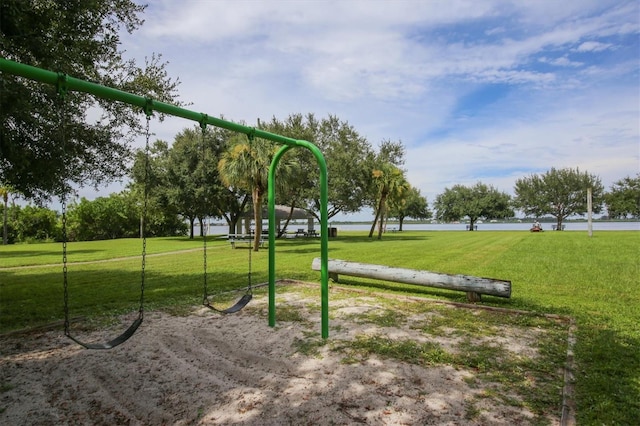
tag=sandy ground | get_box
[1,285,563,425]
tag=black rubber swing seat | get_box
[207,293,252,314]
[65,317,143,350]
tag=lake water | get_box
[337,222,640,232]
[203,221,639,235]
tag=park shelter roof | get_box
[241,204,312,220]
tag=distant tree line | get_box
[435,170,639,231]
[0,193,188,244]
[2,165,637,244]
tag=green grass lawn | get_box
[1,230,638,424]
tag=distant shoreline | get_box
[327,219,640,225]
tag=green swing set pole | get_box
[2,57,331,337]
[268,146,329,338]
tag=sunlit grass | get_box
[1,230,638,424]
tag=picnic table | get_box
[294,228,319,237]
[227,234,266,248]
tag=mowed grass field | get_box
[1,230,638,424]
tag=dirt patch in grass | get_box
[0,282,571,425]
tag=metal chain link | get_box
[58,84,71,336]
[202,220,208,304]
[200,121,209,305]
[247,133,253,294]
[138,114,151,319]
[62,192,70,335]
[247,237,252,294]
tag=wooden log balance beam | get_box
[311,258,511,302]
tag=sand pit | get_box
[1,284,567,425]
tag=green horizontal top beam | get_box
[0,58,303,148]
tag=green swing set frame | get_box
[1,57,331,342]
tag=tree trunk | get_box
[368,207,381,238]
[369,194,385,238]
[556,217,563,231]
[377,196,387,240]
[189,217,195,239]
[468,218,476,231]
[3,194,7,245]
[311,258,512,299]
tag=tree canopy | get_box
[259,113,373,221]
[514,167,604,229]
[434,182,513,231]
[603,174,640,219]
[0,0,180,201]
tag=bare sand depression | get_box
[1,283,571,425]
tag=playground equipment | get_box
[312,258,512,302]
[201,212,254,314]
[59,104,152,349]
[198,122,254,314]
[1,58,331,342]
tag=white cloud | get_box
[539,56,584,67]
[127,0,639,107]
[143,0,499,41]
[576,41,614,52]
[74,0,639,216]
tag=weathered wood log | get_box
[311,258,511,301]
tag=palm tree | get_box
[368,164,408,239]
[218,135,301,250]
[218,135,276,251]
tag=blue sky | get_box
[95,0,639,220]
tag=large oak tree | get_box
[260,113,373,221]
[514,167,603,230]
[1,0,180,201]
[434,182,513,231]
[603,174,640,219]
